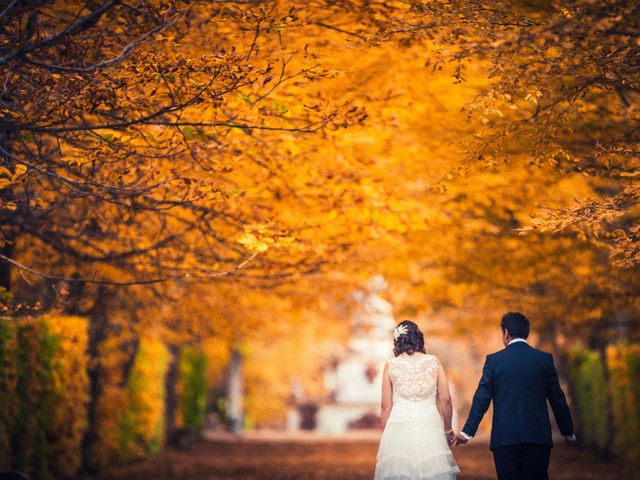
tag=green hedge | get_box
[0,318,212,475]
[568,348,610,451]
[119,337,170,460]
[607,343,640,464]
[569,343,640,465]
[179,346,209,431]
[0,316,89,479]
[0,319,16,468]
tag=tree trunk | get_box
[0,239,14,291]
[61,273,87,316]
[0,128,16,292]
[80,285,112,473]
[164,343,181,441]
[118,335,139,389]
[227,348,244,433]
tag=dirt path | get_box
[90,435,639,480]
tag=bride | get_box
[374,320,460,480]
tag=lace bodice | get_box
[388,354,439,402]
[376,353,459,479]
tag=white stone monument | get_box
[316,276,395,433]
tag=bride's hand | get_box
[445,430,456,446]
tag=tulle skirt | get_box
[374,399,460,480]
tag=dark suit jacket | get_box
[462,341,574,450]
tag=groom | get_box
[455,312,576,480]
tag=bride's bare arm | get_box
[380,362,393,429]
[436,358,453,432]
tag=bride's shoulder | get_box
[390,353,435,363]
[427,353,444,365]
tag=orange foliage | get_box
[1,0,639,472]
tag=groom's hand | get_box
[564,434,577,443]
[454,434,469,446]
[445,431,456,446]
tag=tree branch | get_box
[0,1,121,67]
[0,252,259,286]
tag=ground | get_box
[89,432,639,480]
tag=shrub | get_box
[119,337,170,460]
[568,347,610,452]
[0,319,17,468]
[607,343,640,465]
[178,346,209,432]
[7,319,57,478]
[0,315,89,479]
[42,315,90,478]
[92,328,134,469]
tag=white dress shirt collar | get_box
[508,338,528,345]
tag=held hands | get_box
[447,431,574,446]
[445,430,456,446]
[445,430,470,446]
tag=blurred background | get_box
[1,1,639,479]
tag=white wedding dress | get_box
[374,354,460,480]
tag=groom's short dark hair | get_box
[501,312,530,339]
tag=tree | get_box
[1,2,374,468]
[361,0,640,267]
[2,1,639,467]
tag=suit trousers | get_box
[492,443,551,480]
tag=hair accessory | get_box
[393,324,408,340]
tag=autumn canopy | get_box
[1,0,639,475]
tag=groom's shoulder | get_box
[488,345,552,359]
[535,347,555,363]
[520,345,556,365]
[529,345,554,358]
[485,350,503,362]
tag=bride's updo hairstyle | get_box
[393,320,426,357]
